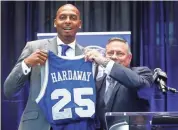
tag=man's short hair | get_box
[107,37,132,54]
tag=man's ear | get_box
[79,20,82,29]
[54,19,56,27]
[129,54,132,62]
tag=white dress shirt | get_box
[22,37,76,75]
[56,36,76,57]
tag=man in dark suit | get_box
[4,4,84,130]
[85,37,153,130]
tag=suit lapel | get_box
[105,82,122,111]
[75,43,83,56]
[47,37,58,55]
[40,37,57,90]
[96,73,107,92]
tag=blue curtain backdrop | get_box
[1,1,178,130]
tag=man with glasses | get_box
[85,37,153,130]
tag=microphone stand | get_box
[167,87,178,93]
[153,68,178,111]
[161,86,178,112]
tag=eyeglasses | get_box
[106,51,125,58]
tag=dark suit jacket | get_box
[96,62,153,130]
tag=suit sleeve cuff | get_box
[104,60,115,75]
[22,60,31,75]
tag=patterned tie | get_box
[104,77,115,104]
[60,44,70,56]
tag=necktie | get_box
[104,77,115,104]
[60,44,70,56]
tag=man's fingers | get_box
[84,55,88,62]
[88,55,95,61]
[36,50,48,57]
[40,50,48,56]
[36,57,46,65]
[85,54,95,62]
[35,52,47,65]
[37,53,48,61]
[35,50,48,62]
[84,48,92,54]
[85,51,92,61]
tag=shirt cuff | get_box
[22,60,31,75]
[104,60,115,75]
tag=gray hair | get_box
[107,37,132,55]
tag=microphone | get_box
[153,68,167,93]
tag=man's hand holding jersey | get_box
[24,49,48,67]
[84,49,110,67]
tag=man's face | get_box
[105,41,132,67]
[54,5,81,39]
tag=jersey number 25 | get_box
[51,88,95,120]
